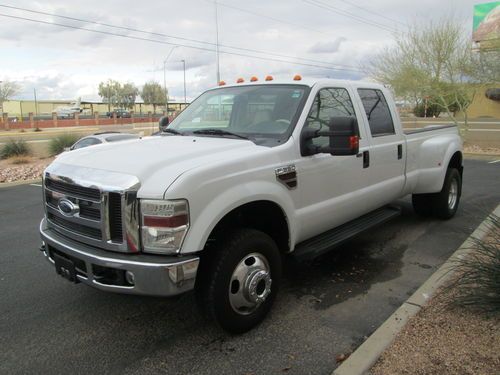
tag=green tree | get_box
[141,81,167,114]
[117,82,139,109]
[0,80,21,114]
[98,79,121,112]
[368,18,499,133]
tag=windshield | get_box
[168,84,310,146]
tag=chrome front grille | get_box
[43,164,141,253]
[45,178,101,201]
[47,212,102,239]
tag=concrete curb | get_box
[333,204,500,375]
[0,178,42,188]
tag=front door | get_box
[293,86,373,242]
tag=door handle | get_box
[397,144,403,160]
[363,150,370,168]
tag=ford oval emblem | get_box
[58,198,79,217]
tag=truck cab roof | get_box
[209,78,386,91]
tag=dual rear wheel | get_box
[412,168,462,219]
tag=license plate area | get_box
[53,252,79,283]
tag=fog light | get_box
[125,271,135,285]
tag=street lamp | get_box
[181,59,187,106]
[163,46,178,115]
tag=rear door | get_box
[355,87,405,205]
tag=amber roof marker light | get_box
[236,78,245,83]
[218,80,226,86]
[265,75,274,81]
[250,76,258,82]
[293,74,302,81]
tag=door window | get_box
[357,89,395,137]
[305,88,356,147]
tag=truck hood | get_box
[51,135,263,198]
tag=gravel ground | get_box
[0,157,53,183]
[371,261,500,375]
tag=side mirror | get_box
[300,116,359,156]
[159,116,170,132]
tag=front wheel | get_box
[196,228,282,333]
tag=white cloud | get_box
[0,0,478,101]
[308,37,347,53]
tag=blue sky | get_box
[0,0,480,102]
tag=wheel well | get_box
[448,151,463,176]
[207,201,290,253]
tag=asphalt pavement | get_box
[1,158,499,375]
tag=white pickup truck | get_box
[39,77,463,332]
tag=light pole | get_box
[163,46,178,115]
[33,88,38,115]
[181,59,187,106]
[214,0,221,84]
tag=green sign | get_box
[473,1,500,42]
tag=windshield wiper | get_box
[192,128,249,140]
[162,128,184,135]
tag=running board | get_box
[292,205,401,262]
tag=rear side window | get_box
[358,89,395,137]
[72,137,101,150]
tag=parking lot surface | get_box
[1,158,499,375]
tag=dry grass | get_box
[9,156,31,165]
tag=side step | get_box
[292,205,401,262]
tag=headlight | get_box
[140,199,189,254]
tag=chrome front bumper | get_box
[39,218,199,297]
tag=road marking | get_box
[488,159,500,164]
[468,129,500,132]
[30,183,43,187]
[401,121,500,125]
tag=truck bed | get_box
[403,124,457,135]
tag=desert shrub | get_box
[48,133,79,155]
[0,139,31,159]
[446,214,500,313]
[413,102,441,117]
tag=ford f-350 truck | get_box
[39,77,463,333]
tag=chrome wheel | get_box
[448,178,458,210]
[228,252,272,315]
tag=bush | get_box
[48,134,80,155]
[413,102,441,117]
[0,139,31,159]
[446,214,500,313]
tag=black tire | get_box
[412,193,433,216]
[196,228,282,333]
[432,168,461,219]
